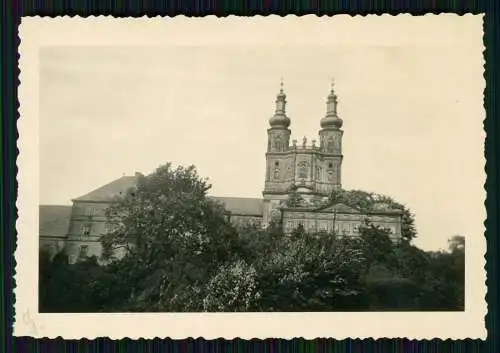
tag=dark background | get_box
[2,0,498,352]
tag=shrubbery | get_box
[39,163,464,312]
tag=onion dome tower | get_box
[269,79,291,129]
[318,79,343,189]
[267,79,291,152]
[320,80,343,130]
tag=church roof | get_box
[73,175,139,202]
[211,196,263,216]
[39,205,72,238]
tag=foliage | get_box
[254,232,366,311]
[39,163,464,313]
[203,260,260,312]
[356,231,465,311]
[99,163,241,311]
[39,250,103,312]
[328,188,417,242]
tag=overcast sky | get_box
[38,21,484,251]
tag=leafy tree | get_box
[357,224,395,275]
[39,163,464,313]
[328,188,417,241]
[448,235,465,253]
[39,249,103,312]
[100,163,241,311]
[251,231,366,311]
[203,260,260,312]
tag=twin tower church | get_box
[39,82,403,262]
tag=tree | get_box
[448,235,465,253]
[328,188,417,242]
[39,249,103,312]
[250,230,366,311]
[40,162,464,313]
[100,163,241,311]
[202,260,260,311]
[357,224,395,275]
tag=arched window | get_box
[273,161,280,180]
[273,168,280,180]
[274,136,282,151]
[327,169,335,181]
[327,137,334,152]
[315,166,321,180]
[298,162,308,179]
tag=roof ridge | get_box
[73,174,139,202]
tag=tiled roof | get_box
[39,205,72,237]
[210,196,263,216]
[72,175,264,216]
[73,175,139,202]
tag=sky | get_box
[38,27,485,251]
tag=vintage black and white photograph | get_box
[16,15,485,339]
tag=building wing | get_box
[210,196,264,216]
[39,205,72,238]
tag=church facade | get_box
[39,82,403,263]
[261,82,402,238]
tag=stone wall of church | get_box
[228,215,263,228]
[264,146,342,196]
[282,210,402,241]
[262,195,289,226]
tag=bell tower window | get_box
[298,162,308,179]
[273,161,280,180]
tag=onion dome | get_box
[320,80,343,129]
[269,79,291,128]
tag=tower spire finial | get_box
[269,77,290,128]
[320,79,343,129]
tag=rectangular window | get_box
[104,222,117,234]
[80,224,90,236]
[79,245,89,257]
[86,207,96,217]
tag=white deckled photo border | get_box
[16,14,487,339]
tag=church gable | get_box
[315,203,361,214]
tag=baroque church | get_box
[39,82,403,263]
